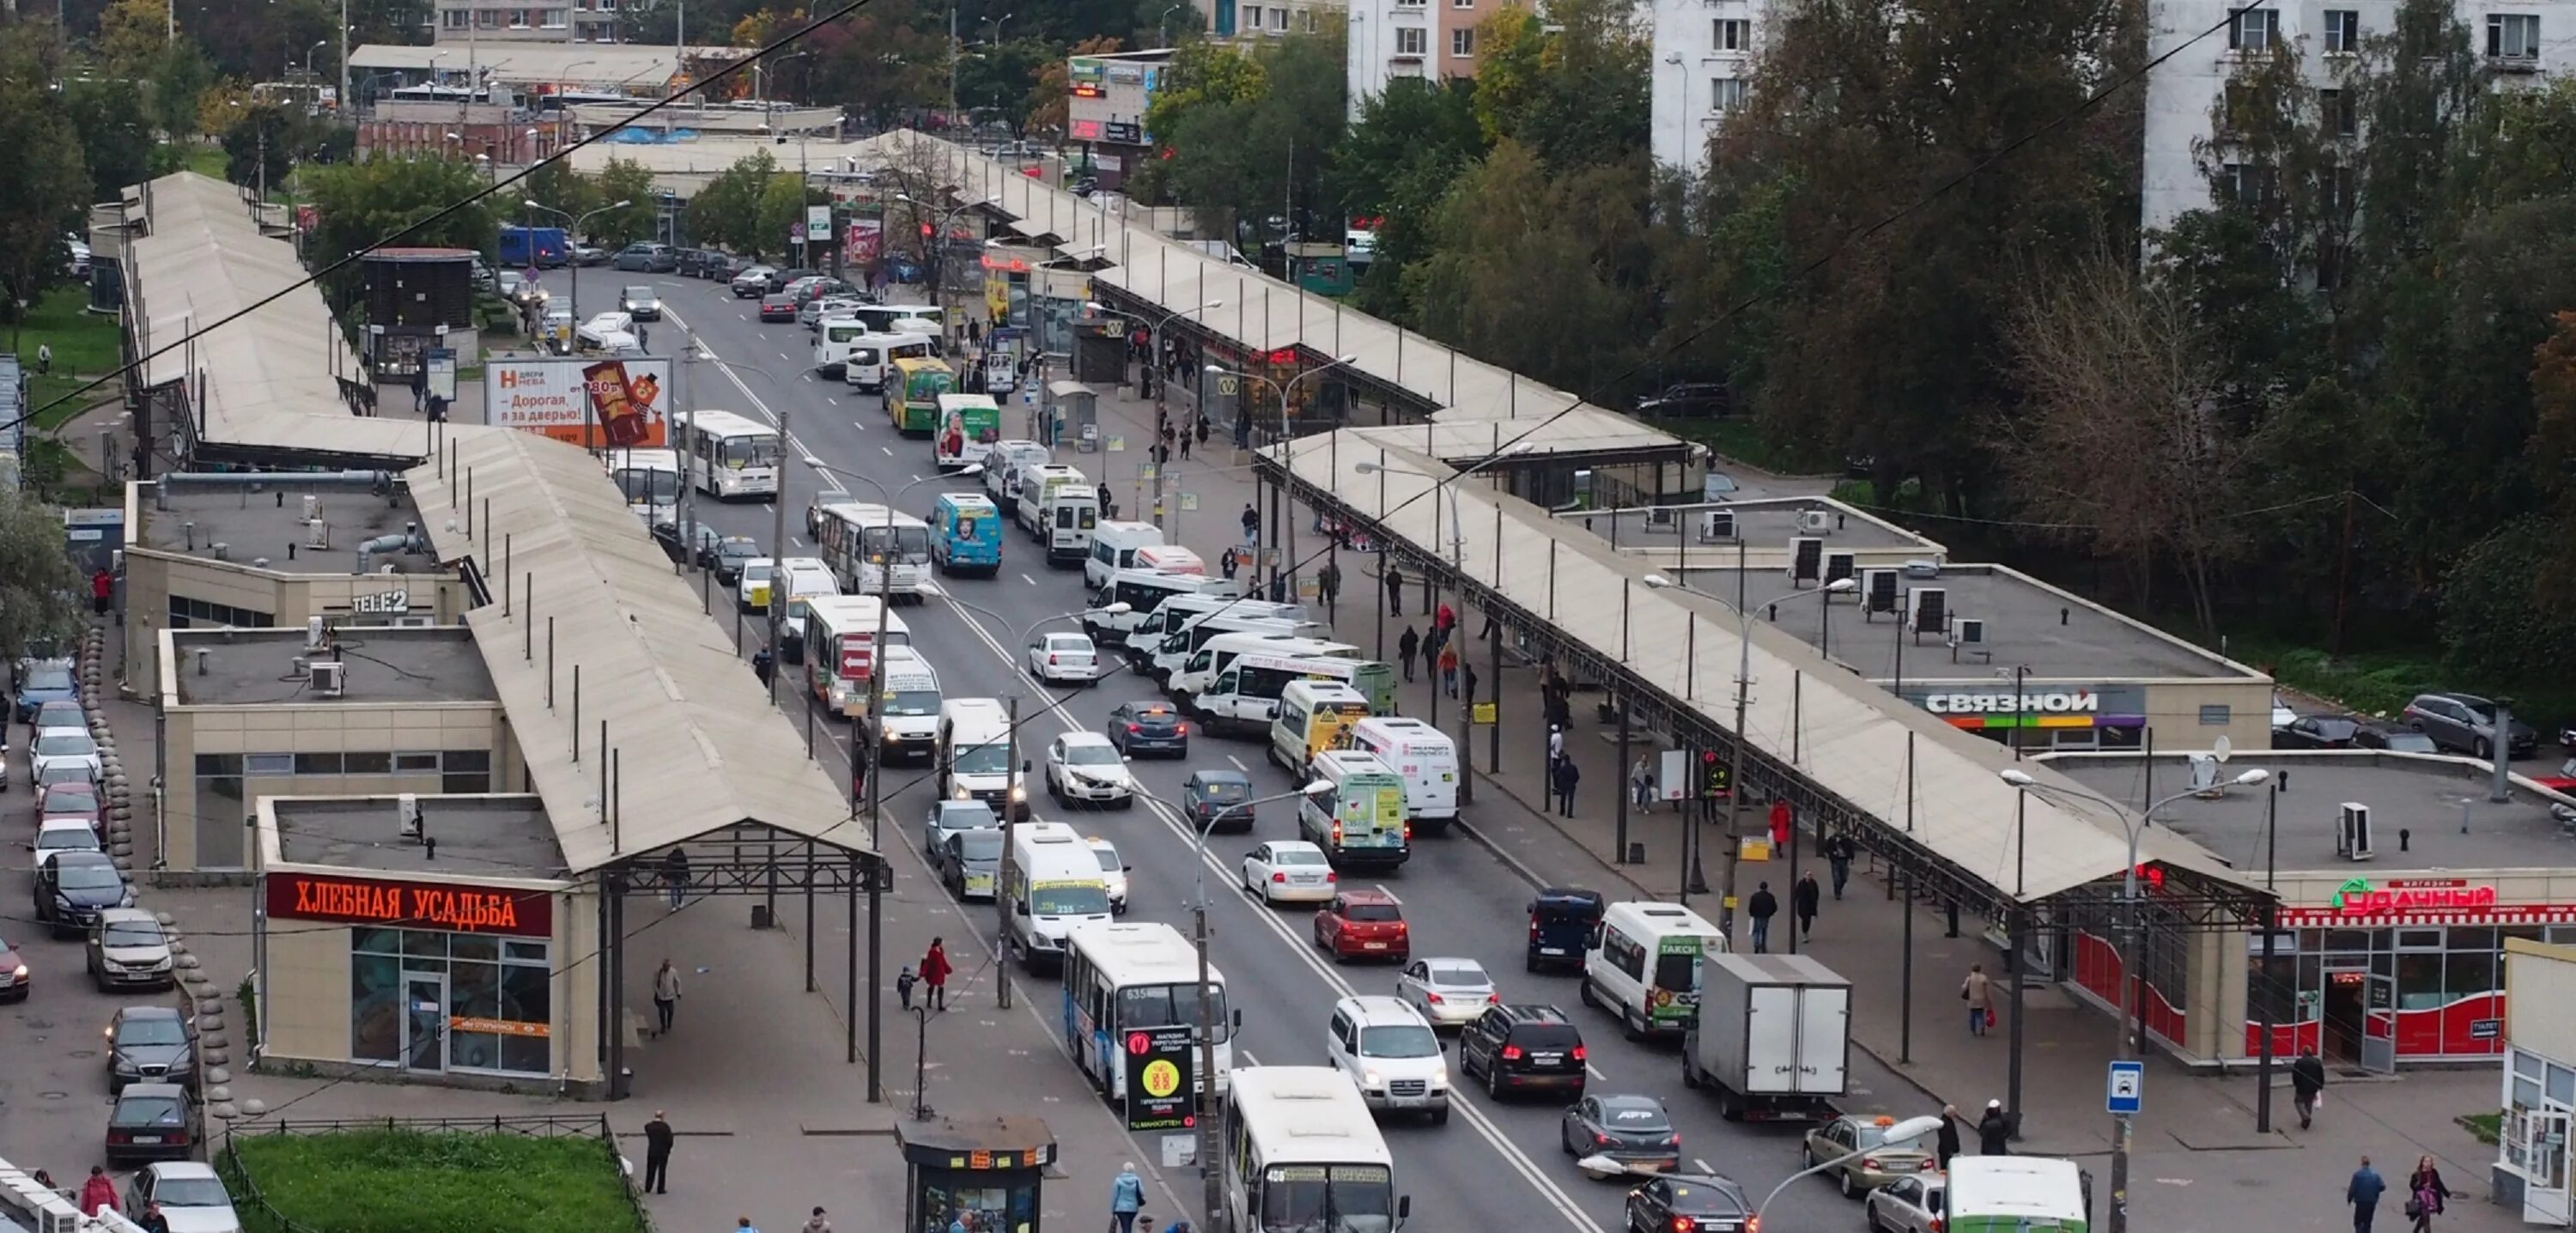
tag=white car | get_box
[33,817,103,868]
[88,907,175,992]
[28,727,102,786]
[124,1161,243,1233]
[1863,1173,1947,1233]
[1395,957,1498,1030]
[1028,632,1102,684]
[1085,836,1131,914]
[2271,692,2298,731]
[1242,840,1337,904]
[1046,733,1134,808]
[618,285,662,319]
[1327,994,1451,1122]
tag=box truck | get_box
[1681,951,1850,1122]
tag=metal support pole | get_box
[997,695,1019,1010]
[1195,880,1222,1222]
[2008,908,2027,1138]
[1615,697,1631,864]
[864,547,894,846]
[608,884,629,1098]
[1487,621,1503,774]
[2257,779,2280,1133]
[847,856,860,1064]
[805,841,817,993]
[2110,854,2139,1233]
[1899,866,1915,1064]
[769,406,792,706]
[867,860,884,1102]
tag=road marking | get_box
[1226,755,1247,771]
[829,397,840,406]
[882,446,894,457]
[1694,1159,1713,1175]
[738,313,748,320]
[789,536,803,548]
[778,352,790,361]
[1239,1049,1261,1066]
[1021,573,1038,586]
[662,306,843,496]
[1374,885,1401,903]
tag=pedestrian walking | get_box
[1398,625,1421,682]
[1768,799,1793,851]
[1460,659,1478,708]
[2351,1156,2387,1233]
[1935,1104,1963,1170]
[1552,756,1581,817]
[735,1218,761,1233]
[652,957,682,1036]
[897,963,918,1011]
[1317,560,1340,618]
[662,847,690,909]
[1792,871,1820,941]
[36,342,52,375]
[1221,545,1240,581]
[1438,644,1461,697]
[1384,565,1405,616]
[1961,963,1996,1036]
[1177,428,1192,461]
[90,568,112,616]
[1194,412,1211,445]
[1824,831,1856,899]
[642,1110,675,1194]
[799,1207,833,1233]
[2293,1046,2328,1128]
[1747,882,1778,952]
[1699,755,1723,823]
[1435,601,1455,637]
[1110,1161,1146,1233]
[2406,1155,2449,1232]
[920,937,953,1011]
[1547,724,1564,768]
[78,1167,118,1217]
[1631,756,1655,810]
[1241,503,1260,549]
[1977,1100,2011,1154]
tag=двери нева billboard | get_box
[484,355,670,447]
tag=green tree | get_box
[591,158,663,248]
[756,173,816,262]
[685,151,780,257]
[301,155,497,307]
[153,42,217,140]
[1466,0,1649,171]
[521,161,602,234]
[0,489,85,664]
[956,37,1054,132]
[0,23,94,348]
[1141,32,1343,246]
[220,101,297,193]
[1328,78,1487,321]
[63,76,157,202]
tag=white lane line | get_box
[829,397,841,406]
[910,474,923,483]
[778,352,790,361]
[1239,1049,1261,1066]
[1693,1159,1713,1175]
[1226,755,1247,771]
[789,536,804,548]
[938,595,1607,1233]
[1373,885,1401,902]
[1020,573,1038,586]
[738,313,748,320]
[661,306,844,496]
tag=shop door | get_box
[2321,969,2366,1063]
[2360,971,2398,1074]
[403,972,449,1072]
[2526,1110,2572,1225]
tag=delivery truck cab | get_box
[1680,951,1850,1122]
[1582,901,1726,1042]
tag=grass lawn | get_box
[181,143,227,180]
[2460,1111,2503,1145]
[12,287,123,431]
[223,1128,644,1233]
[2205,634,2576,726]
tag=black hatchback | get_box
[1457,1004,1586,1100]
[1108,700,1189,756]
[38,851,129,938]
[1183,769,1255,833]
[1623,1173,1753,1233]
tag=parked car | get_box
[925,799,1000,853]
[803,296,865,330]
[2402,691,2539,760]
[1455,1003,1586,1100]
[1621,1173,1754,1233]
[709,536,762,585]
[38,850,131,938]
[731,265,778,297]
[932,827,1003,902]
[2271,692,2299,731]
[88,908,176,993]
[15,658,76,722]
[715,254,756,282]
[1801,1113,1939,1198]
[652,521,724,568]
[30,726,102,786]
[106,1005,196,1093]
[2273,715,2361,750]
[2353,725,2441,754]
[781,275,830,302]
[1633,381,1731,419]
[568,243,608,267]
[0,932,28,1003]
[674,248,720,277]
[1314,889,1409,963]
[125,1162,244,1233]
[34,816,104,869]
[1561,1093,1681,1172]
[104,1082,201,1166]
[611,242,676,272]
[31,697,84,734]
[757,292,800,322]
[39,780,104,837]
[1105,700,1188,757]
[1863,1174,1947,1233]
[619,285,663,320]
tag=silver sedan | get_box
[1395,957,1496,1029]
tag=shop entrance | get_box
[2524,1109,2571,1225]
[2321,969,2367,1063]
[2361,971,2398,1073]
[404,972,449,1072]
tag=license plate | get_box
[1364,942,1388,950]
[966,875,993,891]
[1532,1053,1563,1066]
[1539,946,1564,955]
[131,1136,161,1145]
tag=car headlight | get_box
[112,1056,137,1074]
[8,963,25,979]
[118,890,135,908]
[952,787,969,799]
[1361,1069,1384,1090]
[1429,1071,1449,1090]
[1011,784,1027,800]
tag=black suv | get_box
[1456,1004,1586,1100]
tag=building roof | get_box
[2042,751,2576,875]
[167,627,495,707]
[272,795,568,878]
[135,476,440,575]
[1271,432,2256,903]
[348,42,743,87]
[1345,410,1698,464]
[1577,496,1938,559]
[404,426,872,873]
[1677,562,2264,683]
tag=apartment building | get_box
[2140,0,2569,234]
[431,0,626,44]
[1203,0,1348,39]
[1647,0,1764,176]
[1347,0,1485,112]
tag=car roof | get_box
[1084,835,1119,851]
[53,851,117,871]
[1498,1003,1571,1023]
[118,1004,183,1022]
[38,816,96,833]
[1339,887,1400,906]
[98,908,158,926]
[118,1082,188,1099]
[1269,839,1325,853]
[1336,993,1420,1022]
[144,1162,219,1181]
[1189,768,1250,785]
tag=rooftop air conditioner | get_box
[306,518,330,550]
[1700,509,1736,541]
[398,793,424,840]
[1862,568,1900,617]
[306,616,327,649]
[310,659,346,698]
[1824,550,1857,587]
[1908,586,1948,636]
[1901,559,1942,579]
[1954,616,1984,646]
[1797,508,1832,535]
[2338,802,2374,861]
[1790,536,1823,584]
[1646,506,1676,528]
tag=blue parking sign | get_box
[2105,1060,2144,1114]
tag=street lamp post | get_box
[1207,356,1356,599]
[1354,446,1529,791]
[1089,297,1218,531]
[897,194,999,352]
[2000,765,2271,1233]
[523,197,631,323]
[1643,573,1853,922]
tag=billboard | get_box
[846,217,883,264]
[483,355,671,448]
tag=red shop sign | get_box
[266,872,553,937]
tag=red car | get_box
[757,293,799,322]
[39,780,104,838]
[1314,890,1409,964]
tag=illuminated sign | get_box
[1923,691,2099,715]
[267,872,554,937]
[1103,121,1143,145]
[2330,877,2498,915]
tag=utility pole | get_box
[996,694,1019,1011]
[337,0,350,120]
[1195,859,1222,1225]
[862,513,895,848]
[768,405,791,703]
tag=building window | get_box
[2323,9,2360,52]
[1395,25,1425,55]
[540,8,565,25]
[2489,13,2540,59]
[441,9,469,27]
[442,749,493,794]
[167,595,275,630]
[1240,3,1261,29]
[2197,704,2232,726]
[2221,162,2272,210]
[2228,8,2278,52]
[2319,88,2356,138]
[1710,76,1748,112]
[1452,0,1473,8]
[1714,17,1749,50]
[354,929,552,1074]
[295,753,345,775]
[1269,6,1287,29]
[1450,27,1474,55]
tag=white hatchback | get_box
[1084,836,1131,914]
[28,726,101,785]
[1242,840,1337,904]
[1028,632,1101,684]
[1045,732,1134,807]
[34,816,103,868]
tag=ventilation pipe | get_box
[354,529,425,575]
[160,471,395,491]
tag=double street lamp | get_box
[1089,297,1220,531]
[1998,764,2271,1233]
[1206,355,1356,598]
[522,197,631,323]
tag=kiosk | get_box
[897,1115,1059,1233]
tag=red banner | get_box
[839,636,872,681]
[267,871,553,937]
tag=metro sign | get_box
[2331,877,2498,915]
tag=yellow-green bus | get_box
[884,357,956,436]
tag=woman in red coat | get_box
[920,938,953,1011]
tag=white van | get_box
[1269,679,1375,777]
[1121,593,1303,658]
[1085,569,1245,647]
[1012,463,1086,531]
[841,331,936,392]
[939,698,1029,821]
[869,647,943,762]
[1298,749,1411,872]
[1148,615,1331,683]
[1583,902,1728,1041]
[1005,821,1115,970]
[1340,716,1461,834]
[773,558,840,665]
[811,317,868,377]
[1193,653,1387,736]
[1170,635,1354,700]
[1085,520,1167,589]
[981,440,1053,503]
[1131,544,1205,576]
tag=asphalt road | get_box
[644,273,1951,1233]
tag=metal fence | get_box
[220,1113,652,1232]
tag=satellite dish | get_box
[2211,735,2233,763]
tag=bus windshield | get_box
[952,744,1012,775]
[717,434,782,469]
[860,524,933,560]
[1115,981,1231,1041]
[1238,664,1335,699]
[1030,881,1111,916]
[1260,1165,1394,1233]
[886,689,940,717]
[614,468,681,504]
[1322,702,1371,720]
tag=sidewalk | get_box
[1071,378,2524,1232]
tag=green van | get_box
[1945,1156,2089,1232]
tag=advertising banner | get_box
[484,355,670,447]
[846,217,883,264]
[1122,1024,1196,1132]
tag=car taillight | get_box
[1860,1157,1881,1173]
[1331,822,1343,842]
[1393,921,1408,933]
[1128,724,1142,733]
[1424,991,1443,1004]
[1176,723,1188,735]
[1403,823,1413,840]
[106,1131,129,1145]
[1489,993,1501,1004]
[1500,1044,1523,1060]
[1272,872,1287,884]
[1746,1217,1760,1233]
[1048,655,1060,665]
[1929,1219,1942,1233]
[1529,919,1540,939]
[1667,1133,1682,1146]
[1324,871,1338,883]
[1919,1159,1938,1171]
[1571,1044,1588,1062]
[1670,1217,1692,1233]
[1595,1132,1613,1145]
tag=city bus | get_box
[673,409,782,501]
[1061,922,1235,1108]
[884,356,956,436]
[802,594,913,718]
[934,392,1003,472]
[603,447,682,527]
[1224,1067,1407,1233]
[811,501,932,601]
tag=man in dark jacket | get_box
[2293,1047,2328,1129]
[643,1109,676,1193]
[1935,1104,1963,1170]
[1397,625,1421,682]
[1823,831,1857,899]
[2349,1156,2386,1233]
[1977,1100,2011,1155]
[1791,871,1821,942]
[1552,756,1580,817]
[1747,882,1779,953]
[1384,565,1405,616]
